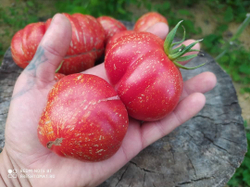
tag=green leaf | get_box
[217,24,228,34]
[162,2,170,10]
[228,176,241,187]
[174,54,197,62]
[27,1,34,7]
[203,34,220,49]
[242,157,250,170]
[240,87,250,94]
[171,44,185,54]
[163,20,203,70]
[72,7,89,14]
[164,20,184,55]
[243,169,250,186]
[118,7,126,15]
[182,20,200,35]
[173,61,205,70]
[232,71,240,81]
[178,9,192,16]
[145,2,152,11]
[239,64,250,74]
[169,39,202,60]
[246,131,250,141]
[224,7,234,22]
[219,55,229,64]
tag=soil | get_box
[1,0,250,126]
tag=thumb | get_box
[25,13,72,82]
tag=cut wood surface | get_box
[0,21,247,187]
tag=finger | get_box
[83,63,108,82]
[25,14,72,83]
[146,22,169,40]
[180,72,217,100]
[141,92,206,148]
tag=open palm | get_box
[1,14,216,187]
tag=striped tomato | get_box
[105,21,204,121]
[97,16,127,46]
[38,73,129,161]
[11,13,105,75]
[134,12,168,32]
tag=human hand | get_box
[0,14,216,187]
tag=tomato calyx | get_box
[164,20,205,70]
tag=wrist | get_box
[0,148,31,187]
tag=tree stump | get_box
[0,21,247,187]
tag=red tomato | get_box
[54,73,65,81]
[105,30,134,55]
[134,12,168,32]
[105,21,202,121]
[97,16,127,45]
[11,13,105,75]
[38,73,129,161]
[105,32,182,121]
[11,22,46,68]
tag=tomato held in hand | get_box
[38,74,129,161]
[105,21,203,121]
[54,73,65,81]
[11,22,46,69]
[105,30,134,54]
[134,12,168,32]
[46,13,105,75]
[11,13,105,75]
[97,16,127,45]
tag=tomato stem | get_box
[47,138,64,149]
[164,20,205,70]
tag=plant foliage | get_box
[228,121,250,186]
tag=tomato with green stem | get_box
[105,20,204,121]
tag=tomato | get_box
[134,12,168,32]
[11,22,46,69]
[105,28,164,55]
[38,73,129,161]
[105,21,203,121]
[97,16,127,45]
[54,73,65,81]
[11,13,105,75]
[105,30,134,54]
